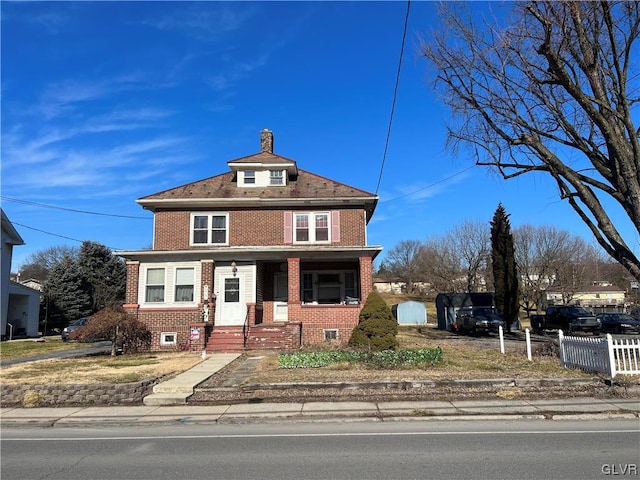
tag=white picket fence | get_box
[558,330,640,378]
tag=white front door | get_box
[273,273,288,321]
[217,275,247,326]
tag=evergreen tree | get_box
[77,241,126,311]
[349,291,398,351]
[44,255,92,331]
[490,204,519,333]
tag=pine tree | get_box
[490,204,519,333]
[44,255,92,331]
[77,241,126,311]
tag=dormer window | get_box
[244,170,256,185]
[270,170,284,185]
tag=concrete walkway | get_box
[143,353,241,406]
[1,398,638,427]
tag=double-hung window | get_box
[270,170,284,185]
[294,212,330,243]
[244,170,256,185]
[145,268,165,302]
[192,213,228,245]
[175,268,195,302]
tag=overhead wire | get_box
[375,0,411,196]
[379,165,476,204]
[1,196,150,220]
[11,221,122,250]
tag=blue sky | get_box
[2,1,638,272]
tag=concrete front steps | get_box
[143,353,241,406]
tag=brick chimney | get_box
[260,128,273,153]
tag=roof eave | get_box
[137,196,378,212]
[116,245,384,262]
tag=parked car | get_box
[596,313,640,334]
[530,305,601,335]
[61,317,89,341]
[453,306,505,335]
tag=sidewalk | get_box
[2,352,638,428]
[1,397,638,427]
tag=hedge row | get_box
[278,347,443,369]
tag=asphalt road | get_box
[2,419,638,480]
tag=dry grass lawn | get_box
[1,325,597,387]
[245,326,593,384]
[1,352,204,385]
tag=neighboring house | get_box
[117,129,382,351]
[545,281,628,313]
[373,277,405,294]
[1,209,40,339]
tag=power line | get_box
[11,221,121,250]
[379,165,476,204]
[1,196,150,220]
[375,0,411,195]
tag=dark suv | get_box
[453,307,505,335]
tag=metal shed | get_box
[435,293,495,331]
[392,300,427,325]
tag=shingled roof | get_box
[137,131,378,221]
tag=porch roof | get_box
[116,245,383,262]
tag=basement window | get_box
[323,329,339,341]
[160,332,177,346]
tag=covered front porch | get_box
[203,254,375,351]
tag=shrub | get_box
[278,348,443,369]
[348,291,398,351]
[71,306,151,355]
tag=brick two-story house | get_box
[117,129,382,352]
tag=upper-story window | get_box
[191,213,229,245]
[244,170,256,185]
[270,170,284,185]
[295,212,330,243]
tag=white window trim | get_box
[145,267,166,303]
[269,169,285,185]
[190,212,229,246]
[323,329,339,341]
[160,332,177,346]
[174,267,195,303]
[294,212,331,244]
[243,170,256,185]
[140,262,201,307]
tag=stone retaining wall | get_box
[0,378,162,407]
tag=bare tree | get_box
[514,224,571,314]
[18,245,79,282]
[422,238,465,293]
[421,220,490,293]
[422,1,640,281]
[514,224,605,310]
[447,220,491,293]
[384,239,426,294]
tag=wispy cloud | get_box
[145,4,255,42]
